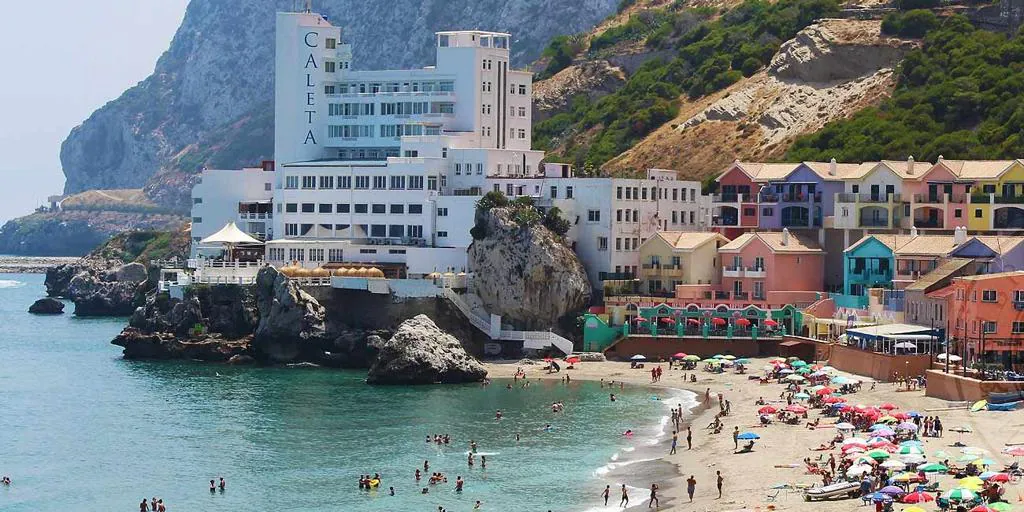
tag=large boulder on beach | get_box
[467,206,591,330]
[28,297,65,314]
[367,315,487,385]
[251,266,328,363]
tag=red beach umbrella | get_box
[565,357,580,364]
[735,318,751,327]
[879,403,898,410]
[672,352,687,359]
[785,404,807,413]
[687,318,701,326]
[815,387,834,396]
[970,506,998,512]
[823,396,846,404]
[764,320,779,327]
[660,317,675,324]
[711,317,726,326]
[758,406,777,414]
[902,491,935,503]
[987,473,1010,483]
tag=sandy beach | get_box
[484,359,1024,511]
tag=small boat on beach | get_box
[803,481,860,501]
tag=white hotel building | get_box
[189,8,710,288]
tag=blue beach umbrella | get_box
[737,432,760,440]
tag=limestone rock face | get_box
[252,266,328,363]
[367,315,487,385]
[111,328,252,361]
[468,208,592,330]
[67,272,142,316]
[28,298,65,315]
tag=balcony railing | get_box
[723,266,742,277]
[837,193,904,203]
[913,194,944,204]
[733,291,749,300]
[713,193,739,202]
[238,212,272,220]
[971,193,992,204]
[745,266,767,278]
[912,217,943,228]
[714,291,731,300]
[759,193,779,202]
[712,217,740,226]
[995,195,1024,204]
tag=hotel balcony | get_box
[722,265,743,278]
[639,264,684,279]
[745,266,767,278]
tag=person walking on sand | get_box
[670,430,678,455]
[602,484,610,506]
[716,471,724,499]
[687,475,696,502]
[733,426,739,450]
[620,483,629,507]
[648,483,659,508]
[686,427,692,450]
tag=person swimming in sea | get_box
[210,479,216,493]
[468,452,475,466]
[481,455,487,468]
[470,440,478,453]
[623,429,634,436]
[456,476,464,492]
[389,486,395,496]
[495,410,502,420]
[218,477,226,492]
[415,468,421,481]
[543,424,553,432]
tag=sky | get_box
[0,0,189,223]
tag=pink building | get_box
[713,229,825,308]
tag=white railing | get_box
[193,275,257,286]
[290,277,333,287]
[442,288,573,355]
[442,288,491,333]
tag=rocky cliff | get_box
[468,207,592,330]
[366,315,487,385]
[602,19,915,179]
[60,0,619,201]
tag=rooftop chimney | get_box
[907,155,915,175]
[829,157,837,176]
[781,228,790,246]
[937,155,944,163]
[954,226,967,245]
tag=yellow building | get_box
[637,232,729,295]
[959,159,1024,231]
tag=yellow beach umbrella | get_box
[905,507,927,512]
[958,476,984,490]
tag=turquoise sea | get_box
[0,273,694,511]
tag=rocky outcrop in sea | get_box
[468,207,592,330]
[28,298,65,315]
[45,260,151,316]
[367,315,488,385]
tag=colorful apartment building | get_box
[635,232,728,296]
[945,271,1024,368]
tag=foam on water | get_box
[0,279,25,289]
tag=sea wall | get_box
[802,338,933,382]
[924,370,1024,402]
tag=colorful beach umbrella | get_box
[881,460,906,469]
[878,485,905,496]
[919,462,948,472]
[758,406,777,414]
[865,449,891,461]
[735,358,751,364]
[683,355,700,361]
[790,360,808,367]
[879,403,898,410]
[957,476,985,490]
[970,506,999,512]
[942,487,978,502]
[989,503,1014,512]
[672,352,687,359]
[902,491,935,503]
[737,432,760,440]
[783,374,805,382]
[722,354,736,360]
[835,422,855,430]
[847,464,873,476]
[630,354,646,360]
[898,445,925,456]
[980,471,1010,482]
[900,454,927,464]
[904,507,927,512]
[1004,446,1024,457]
[897,422,918,432]
[785,404,807,413]
[794,392,810,400]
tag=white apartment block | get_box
[189,8,710,288]
[190,166,275,257]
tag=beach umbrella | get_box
[900,454,926,464]
[989,503,1014,512]
[815,387,834,396]
[687,318,701,326]
[835,422,855,430]
[683,355,700,361]
[764,320,779,327]
[722,354,736,360]
[790,360,808,367]
[1004,446,1024,457]
[898,445,925,456]
[843,445,866,455]
[961,446,987,455]
[949,426,973,433]
[902,491,934,503]
[768,356,785,363]
[980,471,1010,482]
[879,403,897,410]
[735,358,751,364]
[972,458,997,466]
[703,358,720,364]
[847,464,873,476]
[881,460,906,470]
[872,427,896,437]
[970,506,999,512]
[843,437,868,445]
[958,476,985,490]
[900,440,923,447]
[659,317,675,324]
[735,318,751,327]
[958,454,980,462]
[831,376,852,385]
[866,449,891,461]
[785,404,807,413]
[877,416,899,424]
[933,450,951,459]
[897,422,918,432]
[630,354,647,360]
[796,367,812,375]
[919,462,948,472]
[783,374,805,382]
[779,368,795,374]
[713,354,725,359]
[758,406,777,414]
[565,356,580,364]
[868,492,894,503]
[943,488,978,502]
[794,392,810,400]
[936,353,962,362]
[711,317,726,326]
[904,507,927,512]
[737,432,760,440]
[720,360,735,367]
[878,485,906,496]
[906,411,921,418]
[820,365,836,372]
[672,352,687,359]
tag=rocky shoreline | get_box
[111,266,488,384]
[0,256,81,274]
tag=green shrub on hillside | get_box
[788,15,1024,162]
[535,0,839,170]
[881,9,940,38]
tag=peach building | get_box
[946,271,1024,368]
[675,229,826,309]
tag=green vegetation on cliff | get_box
[534,0,839,170]
[788,13,1024,162]
[90,228,191,264]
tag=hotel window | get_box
[354,176,369,189]
[689,212,695,224]
[481,104,491,115]
[325,38,336,49]
[615,238,622,251]
[975,209,983,218]
[370,225,387,237]
[437,208,448,217]
[390,204,404,214]
[518,106,526,117]
[319,176,334,189]
[744,207,755,216]
[302,176,316,189]
[285,176,299,189]
[551,186,558,199]
[762,207,773,216]
[324,85,335,95]
[518,84,527,95]
[192,217,202,223]
[318,204,332,214]
[476,163,483,175]
[984,321,997,333]
[355,204,368,213]
[982,290,997,302]
[632,210,639,222]
[518,129,526,139]
[407,225,423,238]
[616,210,623,222]
[373,176,386,189]
[672,189,678,201]
[954,208,962,218]
[587,210,601,222]
[339,176,351,189]
[641,188,648,200]
[372,204,386,214]
[617,187,623,199]
[427,176,438,191]
[389,225,404,237]
[324,61,336,73]
[633,187,639,199]
[598,237,608,251]
[193,197,203,204]
[301,203,315,213]
[286,203,298,213]
[566,186,573,199]
[437,231,448,238]
[506,184,514,196]
[409,176,424,189]
[337,204,350,213]
[455,163,462,175]
[390,176,406,189]
[359,249,378,255]
[440,176,447,187]
[1014,321,1024,334]
[672,211,678,224]
[285,224,298,236]
[624,188,631,200]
